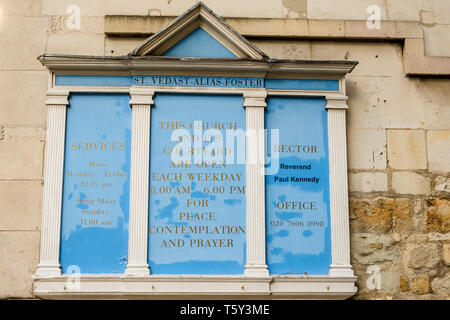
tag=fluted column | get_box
[35,90,69,277]
[124,88,154,276]
[326,97,354,277]
[243,90,269,277]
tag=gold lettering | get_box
[276,200,317,210]
[273,144,318,153]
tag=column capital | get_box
[129,87,155,106]
[243,90,267,108]
[325,95,348,110]
[46,90,69,106]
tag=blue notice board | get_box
[265,96,331,275]
[148,94,246,274]
[60,93,131,274]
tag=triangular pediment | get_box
[131,2,267,59]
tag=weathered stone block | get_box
[346,76,448,130]
[395,22,423,38]
[40,0,108,16]
[0,16,47,70]
[347,128,386,169]
[403,38,450,77]
[424,25,450,58]
[411,199,427,233]
[346,76,392,129]
[307,0,386,20]
[282,0,306,19]
[250,40,311,60]
[46,34,105,56]
[308,20,344,37]
[421,11,436,26]
[105,37,147,56]
[410,275,430,294]
[387,130,427,170]
[0,231,40,298]
[349,172,388,193]
[443,243,450,266]
[229,18,309,37]
[0,0,41,16]
[434,176,450,193]
[386,0,422,22]
[428,232,450,242]
[406,243,440,269]
[344,21,397,39]
[427,130,450,172]
[41,0,285,18]
[350,199,392,232]
[311,42,403,77]
[399,276,409,292]
[406,233,428,244]
[350,198,412,233]
[431,274,450,296]
[392,172,431,195]
[392,199,414,232]
[0,71,48,127]
[0,135,44,180]
[148,0,284,18]
[351,233,399,265]
[0,181,42,231]
[426,198,450,233]
[422,0,450,25]
[419,79,450,129]
[48,16,105,35]
[105,15,174,36]
[380,271,399,291]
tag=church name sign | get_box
[33,2,358,299]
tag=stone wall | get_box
[0,0,448,299]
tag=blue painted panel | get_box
[265,97,331,275]
[60,93,131,274]
[265,79,339,91]
[55,75,133,87]
[54,75,337,92]
[162,27,236,58]
[148,94,246,274]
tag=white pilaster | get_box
[35,90,69,277]
[326,97,354,277]
[124,88,154,277]
[243,90,269,277]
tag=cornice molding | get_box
[38,55,358,77]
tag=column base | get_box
[34,264,62,277]
[244,264,269,277]
[124,264,150,277]
[329,264,355,277]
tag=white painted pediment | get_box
[131,2,268,60]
